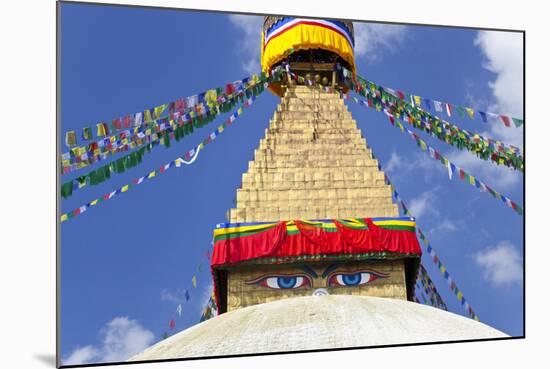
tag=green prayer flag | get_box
[512,118,523,127]
[82,127,92,141]
[103,165,111,180]
[115,158,126,173]
[61,182,73,199]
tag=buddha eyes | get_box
[246,275,312,289]
[327,270,388,287]
[246,270,388,289]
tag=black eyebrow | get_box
[321,264,339,278]
[298,265,318,278]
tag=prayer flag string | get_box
[346,94,523,216]
[61,66,286,150]
[60,82,269,199]
[285,68,523,171]
[356,75,524,128]
[60,93,261,223]
[375,159,480,321]
[61,67,286,176]
[350,82,523,172]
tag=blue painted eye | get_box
[276,276,298,288]
[265,276,309,289]
[246,275,311,289]
[328,270,388,287]
[341,273,361,286]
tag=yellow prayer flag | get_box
[192,276,197,288]
[469,175,475,185]
[414,95,422,106]
[251,74,260,85]
[465,107,475,119]
[96,123,106,137]
[60,214,68,222]
[199,143,205,150]
[154,104,167,118]
[457,291,463,300]
[143,109,152,123]
[90,199,99,206]
[121,185,129,193]
[147,171,156,179]
[205,90,218,106]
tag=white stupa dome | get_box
[129,295,507,361]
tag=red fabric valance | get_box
[211,218,421,268]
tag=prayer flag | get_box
[112,118,122,131]
[96,123,108,137]
[65,131,76,147]
[434,100,443,113]
[134,112,143,127]
[185,290,190,301]
[447,161,453,180]
[445,103,452,117]
[82,127,92,141]
[192,276,197,288]
[500,116,511,127]
[465,108,475,119]
[169,319,175,329]
[176,304,182,317]
[512,118,523,127]
[479,111,487,122]
[154,104,167,119]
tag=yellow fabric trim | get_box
[372,220,416,227]
[261,23,356,74]
[213,222,279,237]
[214,219,416,237]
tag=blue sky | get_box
[60,3,524,365]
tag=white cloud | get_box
[474,31,524,148]
[62,346,99,366]
[408,190,439,219]
[381,149,442,184]
[160,288,186,304]
[474,241,523,287]
[384,150,402,173]
[354,22,407,62]
[228,15,263,75]
[447,149,520,190]
[62,317,155,365]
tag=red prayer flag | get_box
[500,115,511,127]
[112,118,122,131]
[169,319,175,329]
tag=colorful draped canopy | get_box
[211,217,421,267]
[261,17,356,74]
